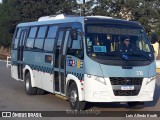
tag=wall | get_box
[0,46,11,60]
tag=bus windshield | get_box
[85,25,153,63]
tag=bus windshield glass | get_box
[85,25,153,62]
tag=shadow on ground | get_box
[85,102,128,110]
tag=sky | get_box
[77,0,90,4]
[0,0,2,3]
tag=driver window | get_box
[67,29,83,58]
[136,35,150,52]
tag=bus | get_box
[11,14,156,110]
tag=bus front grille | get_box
[110,77,143,85]
[113,90,140,96]
[109,77,143,96]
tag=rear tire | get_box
[128,102,144,109]
[68,82,86,110]
[25,73,37,95]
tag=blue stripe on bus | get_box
[12,61,84,80]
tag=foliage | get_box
[0,0,160,47]
[0,0,77,47]
[85,0,160,35]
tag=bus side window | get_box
[26,27,38,49]
[13,28,21,49]
[67,29,83,59]
[34,26,47,50]
[43,26,58,51]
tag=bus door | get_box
[17,29,28,80]
[54,29,70,94]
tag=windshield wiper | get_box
[128,51,151,62]
[95,52,151,62]
[96,52,129,62]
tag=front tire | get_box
[128,102,144,109]
[68,82,86,110]
[25,73,37,95]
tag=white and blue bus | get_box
[11,14,156,110]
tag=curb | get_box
[156,68,160,73]
[0,60,7,62]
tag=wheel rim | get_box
[25,78,30,92]
[69,89,77,105]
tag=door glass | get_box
[55,31,64,68]
[61,31,70,69]
[18,30,28,61]
[17,30,28,80]
[63,31,70,55]
[13,28,22,49]
[54,30,65,92]
[60,30,70,94]
[57,31,64,47]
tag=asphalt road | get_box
[0,61,160,119]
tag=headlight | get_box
[146,76,156,85]
[87,74,106,85]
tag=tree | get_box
[0,0,160,47]
[0,0,18,47]
[0,0,77,47]
[85,0,160,34]
[13,0,77,22]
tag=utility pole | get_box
[82,0,85,16]
[77,0,85,16]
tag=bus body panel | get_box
[84,55,156,78]
[84,74,156,102]
[23,49,54,92]
[17,17,84,28]
[148,61,157,76]
[65,55,85,100]
[11,50,19,80]
[66,74,85,101]
[23,65,36,87]
[83,55,156,102]
[11,18,85,96]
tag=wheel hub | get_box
[26,78,29,92]
[69,89,77,104]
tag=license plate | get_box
[121,85,134,90]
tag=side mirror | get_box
[71,29,78,40]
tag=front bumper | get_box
[84,74,156,102]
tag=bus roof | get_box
[17,14,142,28]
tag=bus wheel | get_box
[68,82,86,110]
[25,73,37,95]
[128,102,144,109]
[36,88,44,95]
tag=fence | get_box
[6,56,11,67]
